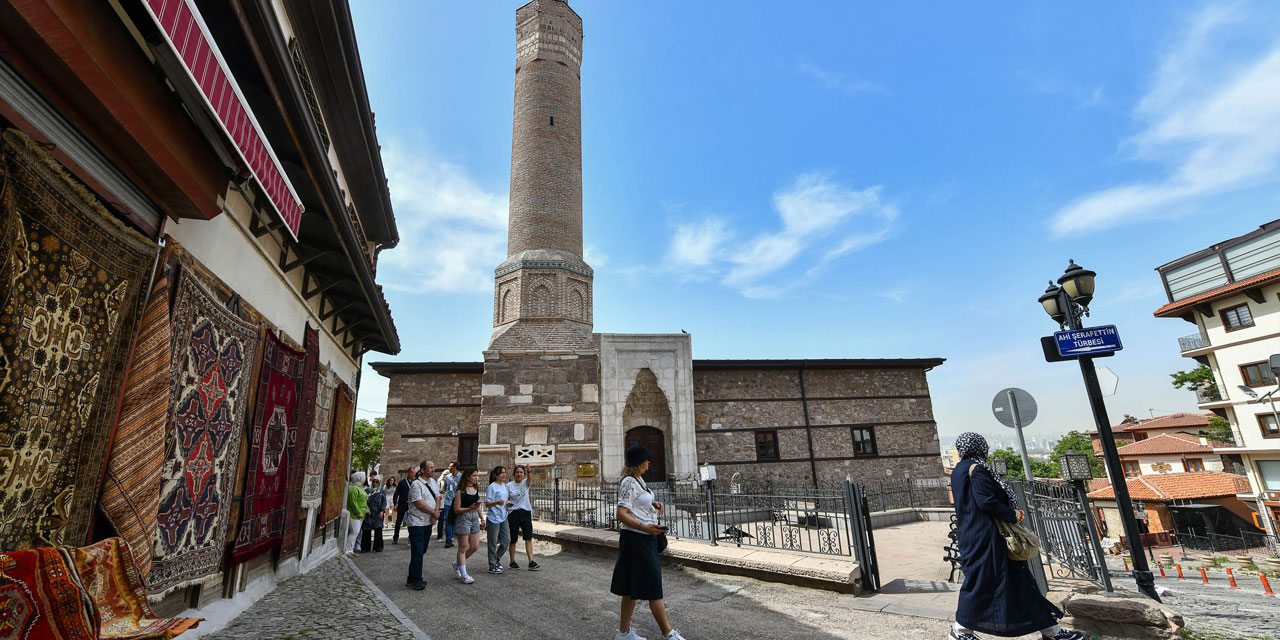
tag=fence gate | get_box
[846,481,880,592]
[1021,479,1107,589]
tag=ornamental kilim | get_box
[148,270,258,594]
[63,537,201,639]
[0,546,98,640]
[0,129,155,551]
[98,271,172,582]
[300,366,336,510]
[279,324,319,558]
[232,329,305,563]
[319,382,355,526]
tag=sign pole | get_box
[1007,389,1035,481]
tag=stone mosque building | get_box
[374,0,946,486]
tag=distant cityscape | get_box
[940,432,1064,459]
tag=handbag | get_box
[968,464,1040,561]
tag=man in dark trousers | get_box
[392,467,412,544]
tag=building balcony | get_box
[1179,332,1210,353]
[1196,386,1233,408]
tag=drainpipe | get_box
[798,365,818,488]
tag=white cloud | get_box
[376,144,508,293]
[1025,75,1106,109]
[1049,6,1280,236]
[584,244,609,269]
[798,62,889,96]
[664,173,898,297]
[881,286,910,303]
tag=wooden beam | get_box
[1245,288,1266,305]
[303,274,344,300]
[1196,303,1214,319]
[321,299,357,322]
[283,249,333,274]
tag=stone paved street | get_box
[203,554,424,639]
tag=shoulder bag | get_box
[968,464,1040,562]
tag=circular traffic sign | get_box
[992,388,1038,429]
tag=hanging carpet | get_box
[319,381,355,526]
[231,329,305,562]
[279,324,319,558]
[0,545,99,640]
[64,537,200,639]
[0,129,156,550]
[148,269,258,595]
[300,365,336,509]
[99,270,172,582]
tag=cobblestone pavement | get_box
[206,554,422,639]
[1103,562,1279,640]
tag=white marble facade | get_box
[598,333,697,482]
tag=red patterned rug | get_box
[300,366,337,510]
[319,382,356,526]
[65,538,200,639]
[0,546,98,639]
[279,324,319,558]
[0,129,156,550]
[148,269,258,594]
[232,329,306,562]
[99,270,172,582]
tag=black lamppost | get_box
[1038,260,1160,601]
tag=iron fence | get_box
[1176,529,1280,556]
[1178,332,1209,352]
[1022,479,1107,586]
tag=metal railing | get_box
[859,478,954,512]
[524,479,866,556]
[1022,479,1107,586]
[1196,386,1225,404]
[1176,529,1280,556]
[1178,332,1210,352]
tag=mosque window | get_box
[755,430,779,461]
[851,427,877,456]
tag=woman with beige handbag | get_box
[949,432,1084,640]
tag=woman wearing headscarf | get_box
[950,433,1083,640]
[612,444,687,640]
[345,471,369,558]
[362,475,387,553]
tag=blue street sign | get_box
[1055,325,1123,357]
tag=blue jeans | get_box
[440,505,453,541]
[408,525,431,584]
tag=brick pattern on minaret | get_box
[490,0,593,350]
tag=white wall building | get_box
[1154,219,1280,536]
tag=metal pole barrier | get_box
[1074,480,1114,593]
[553,477,561,526]
[707,480,718,546]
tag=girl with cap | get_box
[611,444,688,640]
[949,432,1084,640]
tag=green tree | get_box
[987,448,1059,480]
[1171,364,1218,399]
[351,417,384,473]
[1050,430,1105,478]
[1187,415,1235,445]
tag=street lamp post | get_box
[1038,260,1160,601]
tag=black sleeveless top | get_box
[460,491,480,509]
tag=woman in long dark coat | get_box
[950,433,1083,640]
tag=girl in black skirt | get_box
[611,444,688,640]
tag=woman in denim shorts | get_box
[450,468,485,584]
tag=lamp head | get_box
[1269,353,1280,380]
[990,457,1008,475]
[1039,281,1066,325]
[1057,259,1096,308]
[1060,452,1093,481]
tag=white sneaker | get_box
[615,628,646,640]
[663,631,687,640]
[451,562,460,579]
[461,574,475,584]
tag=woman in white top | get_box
[611,444,687,640]
[505,465,539,570]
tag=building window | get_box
[1240,361,1277,387]
[550,116,555,126]
[1220,303,1254,331]
[851,427,878,456]
[1122,461,1141,477]
[754,430,779,461]
[1258,460,1280,491]
[1134,432,1149,441]
[458,434,479,468]
[1260,413,1280,439]
[1182,458,1205,472]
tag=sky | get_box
[347,1,1280,443]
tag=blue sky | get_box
[349,1,1280,442]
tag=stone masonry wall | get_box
[693,367,944,486]
[481,351,601,481]
[381,373,481,479]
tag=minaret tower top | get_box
[490,0,593,350]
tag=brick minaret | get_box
[490,0,592,350]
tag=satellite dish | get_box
[1238,385,1260,400]
[992,388,1038,429]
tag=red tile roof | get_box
[1109,412,1215,433]
[1154,267,1280,317]
[1086,472,1250,502]
[1115,433,1230,457]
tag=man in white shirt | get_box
[405,460,440,590]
